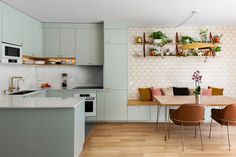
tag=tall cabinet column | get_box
[104,22,128,121]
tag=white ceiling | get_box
[2,0,236,27]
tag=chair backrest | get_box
[223,104,236,121]
[177,104,205,122]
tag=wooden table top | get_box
[154,95,236,106]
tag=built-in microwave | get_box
[1,42,22,64]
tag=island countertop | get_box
[0,95,85,108]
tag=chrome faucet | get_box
[9,76,24,93]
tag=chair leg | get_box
[199,124,204,151]
[168,118,171,139]
[209,118,213,139]
[195,125,197,138]
[226,123,231,151]
[181,122,184,151]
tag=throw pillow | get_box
[208,86,224,96]
[139,88,152,101]
[161,87,174,96]
[150,88,162,100]
[173,87,190,96]
[202,89,212,96]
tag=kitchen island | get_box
[0,95,85,157]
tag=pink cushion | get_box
[151,88,162,100]
[202,89,212,96]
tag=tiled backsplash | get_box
[0,64,103,91]
[128,26,236,99]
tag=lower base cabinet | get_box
[128,106,151,121]
[104,90,127,121]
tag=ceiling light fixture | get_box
[175,10,200,28]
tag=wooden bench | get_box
[128,100,159,106]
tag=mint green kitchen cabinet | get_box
[76,28,91,65]
[91,28,104,65]
[96,90,105,121]
[104,90,127,121]
[44,28,61,57]
[104,29,128,44]
[61,28,76,58]
[33,20,42,57]
[2,3,23,45]
[44,27,76,58]
[128,106,151,121]
[23,15,42,57]
[76,27,104,65]
[104,44,128,90]
[23,15,34,55]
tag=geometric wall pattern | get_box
[128,26,236,99]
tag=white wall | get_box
[0,64,103,91]
[128,26,236,99]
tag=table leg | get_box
[164,106,168,141]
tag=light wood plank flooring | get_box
[81,123,236,157]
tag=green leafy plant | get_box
[214,46,222,52]
[200,28,208,42]
[149,31,168,39]
[194,86,201,95]
[149,31,169,45]
[181,36,194,44]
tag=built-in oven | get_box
[1,42,22,64]
[74,93,96,117]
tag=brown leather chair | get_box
[209,104,236,151]
[169,104,205,151]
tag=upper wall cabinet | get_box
[104,30,127,44]
[23,15,33,54]
[44,28,61,57]
[23,15,42,57]
[43,23,103,62]
[2,3,23,46]
[60,28,76,58]
[43,25,76,58]
[76,25,104,65]
[32,20,42,57]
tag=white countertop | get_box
[0,95,85,109]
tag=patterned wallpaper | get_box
[128,26,236,99]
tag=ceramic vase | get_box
[195,94,201,104]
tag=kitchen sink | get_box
[9,90,37,95]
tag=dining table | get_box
[154,95,236,141]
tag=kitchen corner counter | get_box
[0,95,85,108]
[0,93,85,157]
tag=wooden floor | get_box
[81,123,236,157]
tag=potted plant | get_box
[214,46,221,56]
[213,34,223,43]
[181,36,194,44]
[149,48,158,56]
[192,70,202,104]
[149,31,169,44]
[199,28,208,42]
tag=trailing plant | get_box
[214,46,222,52]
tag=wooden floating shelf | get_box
[23,55,76,65]
[135,31,221,57]
[179,43,215,50]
